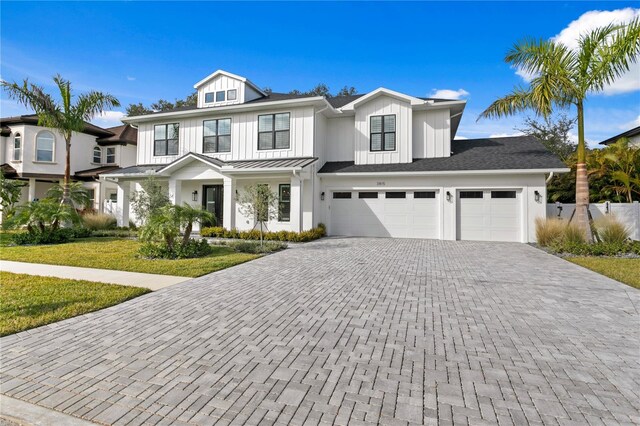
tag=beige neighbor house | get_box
[103,70,568,242]
[0,114,137,219]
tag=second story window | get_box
[203,119,231,153]
[35,131,55,162]
[106,147,116,164]
[370,114,396,151]
[204,92,214,103]
[216,91,225,102]
[227,89,237,101]
[93,146,102,163]
[258,113,290,150]
[13,133,22,161]
[154,123,179,156]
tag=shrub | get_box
[563,222,586,244]
[12,229,70,245]
[83,212,117,230]
[535,218,565,247]
[549,240,640,256]
[227,240,287,254]
[200,224,326,242]
[91,229,138,238]
[139,238,213,259]
[595,216,630,244]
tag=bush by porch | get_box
[201,223,326,242]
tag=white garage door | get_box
[456,190,521,242]
[330,190,439,239]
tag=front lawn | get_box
[568,257,640,289]
[0,238,258,277]
[0,272,150,336]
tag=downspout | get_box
[545,172,554,184]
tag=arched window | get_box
[13,133,22,161]
[35,131,55,162]
[93,146,102,163]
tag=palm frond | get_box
[477,87,536,120]
[74,91,121,121]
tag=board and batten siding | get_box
[136,106,315,165]
[325,116,355,162]
[196,74,262,108]
[412,109,451,158]
[354,95,412,165]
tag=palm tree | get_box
[1,75,119,206]
[478,20,640,240]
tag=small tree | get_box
[0,172,26,223]
[47,182,91,210]
[237,184,278,244]
[174,203,215,245]
[516,114,577,161]
[9,199,77,234]
[130,177,170,225]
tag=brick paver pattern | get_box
[1,238,639,425]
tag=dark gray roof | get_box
[318,136,566,174]
[599,126,640,145]
[101,164,162,175]
[226,157,317,169]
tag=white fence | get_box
[547,201,640,241]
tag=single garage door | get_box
[456,189,521,242]
[330,190,439,239]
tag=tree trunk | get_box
[182,222,192,245]
[62,136,72,206]
[575,101,592,242]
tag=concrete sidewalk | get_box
[0,260,190,290]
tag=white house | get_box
[103,70,568,242]
[0,115,137,214]
[599,125,640,147]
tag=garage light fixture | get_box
[534,190,541,203]
[192,190,198,202]
[446,191,452,202]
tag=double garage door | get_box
[330,190,439,239]
[330,188,522,242]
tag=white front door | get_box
[456,189,521,242]
[330,190,439,239]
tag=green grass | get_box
[0,238,259,277]
[568,257,640,289]
[0,272,150,336]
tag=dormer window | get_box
[93,146,102,163]
[370,114,396,151]
[13,133,21,161]
[216,91,225,102]
[227,89,237,101]
[205,92,215,103]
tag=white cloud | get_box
[454,135,468,140]
[515,8,640,95]
[620,114,640,129]
[127,76,136,81]
[91,110,125,129]
[488,132,525,138]
[514,67,537,83]
[429,88,469,100]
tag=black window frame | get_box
[414,191,436,199]
[278,184,291,222]
[227,89,237,101]
[333,192,352,199]
[203,118,232,153]
[216,91,225,102]
[491,190,517,199]
[370,114,396,152]
[204,92,215,103]
[358,192,378,199]
[257,112,290,150]
[153,123,179,156]
[385,191,406,199]
[460,191,484,199]
[106,147,116,164]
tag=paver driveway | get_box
[1,238,639,425]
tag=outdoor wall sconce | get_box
[192,190,198,202]
[446,191,452,202]
[321,192,325,201]
[534,190,541,203]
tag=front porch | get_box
[104,153,317,233]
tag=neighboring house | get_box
[0,114,137,215]
[103,70,567,242]
[599,125,640,147]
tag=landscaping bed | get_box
[0,272,150,336]
[0,238,258,277]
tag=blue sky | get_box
[1,1,639,147]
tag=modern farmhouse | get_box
[104,70,568,242]
[0,115,137,215]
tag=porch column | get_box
[116,181,130,227]
[28,178,36,202]
[223,177,236,229]
[169,178,182,205]
[290,175,302,232]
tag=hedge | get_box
[201,223,326,242]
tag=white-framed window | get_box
[227,89,237,101]
[35,131,55,162]
[12,133,22,161]
[109,192,117,202]
[93,146,102,163]
[106,147,116,164]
